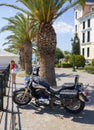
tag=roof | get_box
[0,49,18,57]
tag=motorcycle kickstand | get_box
[30,101,40,110]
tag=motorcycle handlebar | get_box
[33,66,40,76]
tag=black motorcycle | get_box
[12,67,89,114]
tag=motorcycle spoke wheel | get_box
[13,90,31,105]
[64,100,85,114]
[16,93,29,103]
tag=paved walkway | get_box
[0,68,94,130]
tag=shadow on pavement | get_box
[55,73,75,81]
[18,102,94,125]
[70,109,94,124]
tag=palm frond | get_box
[54,0,85,20]
[0,0,85,23]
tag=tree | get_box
[0,0,85,85]
[0,13,37,74]
[55,48,64,64]
[64,51,72,62]
[69,55,85,67]
[1,22,25,68]
[71,33,80,55]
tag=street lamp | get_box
[71,38,75,71]
[71,35,79,72]
[72,54,76,71]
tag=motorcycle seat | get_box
[49,86,62,94]
[62,83,75,89]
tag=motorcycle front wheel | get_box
[64,100,85,114]
[12,89,31,106]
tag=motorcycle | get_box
[12,66,89,114]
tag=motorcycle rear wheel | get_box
[64,100,85,114]
[12,89,31,106]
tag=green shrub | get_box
[55,62,72,68]
[84,65,94,74]
[61,62,72,68]
[69,55,85,68]
[92,59,94,66]
[55,63,61,68]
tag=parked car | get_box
[85,60,91,65]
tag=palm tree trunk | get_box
[40,54,56,86]
[24,39,32,74]
[19,48,25,69]
[37,22,57,86]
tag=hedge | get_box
[55,62,72,68]
[84,65,94,74]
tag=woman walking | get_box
[10,60,18,84]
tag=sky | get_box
[0,0,75,52]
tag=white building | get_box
[74,0,94,63]
[0,49,18,66]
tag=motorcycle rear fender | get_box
[79,93,89,102]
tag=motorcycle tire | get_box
[64,100,85,114]
[12,89,31,106]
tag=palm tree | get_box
[0,13,37,74]
[0,0,85,85]
[1,26,25,68]
[5,34,25,69]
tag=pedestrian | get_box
[10,60,18,84]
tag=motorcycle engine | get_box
[37,98,49,105]
[32,82,50,105]
[35,89,49,98]
[35,89,49,105]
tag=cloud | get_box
[8,9,13,13]
[53,21,74,34]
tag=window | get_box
[75,12,77,19]
[83,21,85,29]
[91,7,94,12]
[87,47,90,57]
[87,31,90,42]
[82,33,85,43]
[82,48,84,56]
[75,25,77,32]
[88,19,90,27]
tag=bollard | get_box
[0,75,3,110]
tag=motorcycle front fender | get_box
[12,87,32,98]
[13,88,25,93]
[12,87,30,96]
